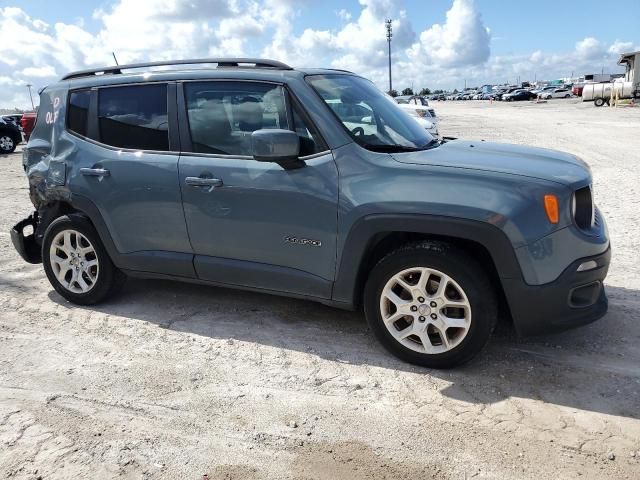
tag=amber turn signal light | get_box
[544,194,559,224]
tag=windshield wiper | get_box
[360,144,419,153]
[419,138,441,150]
[361,139,440,153]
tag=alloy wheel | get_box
[49,229,99,293]
[0,136,14,152]
[379,267,472,354]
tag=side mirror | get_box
[251,129,303,169]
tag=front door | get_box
[178,81,338,298]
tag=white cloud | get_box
[608,40,638,55]
[262,0,415,78]
[21,66,57,77]
[407,0,490,67]
[0,1,638,108]
[575,37,604,60]
[337,9,352,22]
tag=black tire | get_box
[42,214,126,305]
[564,94,571,98]
[0,133,17,154]
[594,98,605,107]
[364,241,498,368]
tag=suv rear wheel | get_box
[364,241,498,368]
[42,215,125,305]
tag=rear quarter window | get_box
[67,90,91,137]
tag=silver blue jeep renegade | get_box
[11,58,611,368]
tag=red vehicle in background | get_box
[572,84,584,97]
[20,112,37,141]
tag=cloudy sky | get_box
[2,0,639,109]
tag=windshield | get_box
[307,74,434,152]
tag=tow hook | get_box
[10,213,42,264]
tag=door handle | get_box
[80,167,110,177]
[185,177,223,190]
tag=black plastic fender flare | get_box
[331,214,524,307]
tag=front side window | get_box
[68,90,90,137]
[184,82,288,156]
[98,84,169,151]
[307,74,434,152]
[292,103,325,156]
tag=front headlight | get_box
[572,185,595,230]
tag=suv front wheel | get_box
[364,241,498,368]
[42,214,125,305]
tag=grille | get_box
[573,186,594,230]
[428,108,436,117]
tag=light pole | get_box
[26,84,35,110]
[385,19,393,94]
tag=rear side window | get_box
[98,84,169,151]
[67,90,90,137]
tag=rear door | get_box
[177,80,339,298]
[69,83,194,276]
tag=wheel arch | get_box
[36,196,121,266]
[333,215,523,315]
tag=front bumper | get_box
[502,247,611,336]
[11,214,42,264]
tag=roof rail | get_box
[61,58,293,80]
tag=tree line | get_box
[388,88,446,97]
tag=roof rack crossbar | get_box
[62,58,293,80]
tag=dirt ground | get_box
[1,99,639,479]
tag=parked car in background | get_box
[0,116,22,153]
[531,86,557,96]
[503,90,538,102]
[572,84,584,96]
[394,96,439,137]
[20,112,37,141]
[395,95,429,107]
[541,88,573,99]
[2,114,23,127]
[492,87,519,100]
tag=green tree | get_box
[419,87,431,96]
[388,89,398,97]
[401,87,414,96]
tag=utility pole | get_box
[385,19,393,94]
[26,84,34,110]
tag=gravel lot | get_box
[1,99,639,479]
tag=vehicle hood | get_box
[392,139,591,187]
